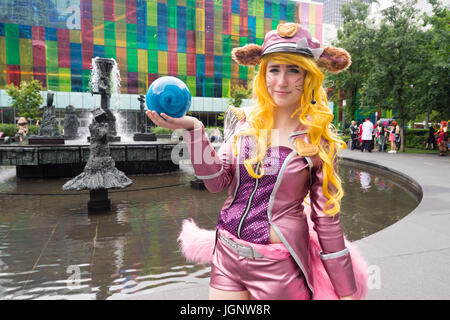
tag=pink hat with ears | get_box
[232,23,351,74]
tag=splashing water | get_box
[88,57,132,140]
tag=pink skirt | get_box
[389,133,395,142]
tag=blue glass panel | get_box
[18,25,32,39]
[231,0,240,14]
[45,27,57,41]
[265,0,272,19]
[177,6,186,53]
[93,45,105,58]
[157,3,168,51]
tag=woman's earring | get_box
[311,90,316,104]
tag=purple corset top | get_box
[218,137,293,244]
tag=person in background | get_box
[394,121,401,150]
[388,120,397,153]
[377,121,387,152]
[436,121,448,156]
[349,120,359,150]
[425,126,435,150]
[16,117,29,142]
[361,118,374,153]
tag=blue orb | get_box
[146,76,191,118]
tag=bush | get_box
[151,127,173,135]
[404,128,429,149]
[0,124,40,137]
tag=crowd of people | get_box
[348,118,449,156]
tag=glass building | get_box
[0,0,324,128]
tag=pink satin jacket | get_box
[183,119,357,298]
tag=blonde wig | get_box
[232,52,346,216]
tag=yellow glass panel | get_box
[70,30,81,43]
[158,51,168,75]
[196,8,205,32]
[137,49,148,74]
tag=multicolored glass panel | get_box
[0,0,323,97]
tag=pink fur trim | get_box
[177,219,215,264]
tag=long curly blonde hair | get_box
[232,52,346,216]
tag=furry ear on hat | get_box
[317,47,352,73]
[231,44,263,66]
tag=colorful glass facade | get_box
[0,0,323,98]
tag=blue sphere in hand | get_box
[146,76,191,118]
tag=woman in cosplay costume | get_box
[147,23,368,300]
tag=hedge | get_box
[0,124,39,137]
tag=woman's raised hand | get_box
[146,110,202,131]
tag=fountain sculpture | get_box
[90,57,120,142]
[62,107,133,212]
[63,105,80,140]
[28,91,65,145]
[133,95,156,141]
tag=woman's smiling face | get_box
[266,61,306,109]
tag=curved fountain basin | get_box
[0,138,183,178]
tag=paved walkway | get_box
[341,149,450,300]
[130,149,450,300]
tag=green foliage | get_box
[229,85,252,108]
[0,124,39,137]
[5,80,44,121]
[325,0,450,152]
[151,126,174,135]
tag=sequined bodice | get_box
[217,136,293,244]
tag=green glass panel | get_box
[256,17,264,38]
[287,1,295,21]
[47,67,59,91]
[105,21,116,47]
[239,36,248,47]
[222,57,230,78]
[127,48,138,72]
[256,38,264,46]
[177,53,186,76]
[6,27,20,65]
[222,78,230,98]
[82,69,91,92]
[147,26,158,51]
[239,65,247,80]
[148,50,158,74]
[59,68,71,92]
[46,41,58,69]
[273,0,280,21]
[186,1,196,31]
[147,0,158,26]
[272,19,278,30]
[222,34,231,56]
[205,77,214,97]
[168,5,177,29]
[105,46,116,60]
[127,24,137,49]
[187,75,196,96]
[248,0,255,16]
[5,24,19,38]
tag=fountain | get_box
[0,58,182,178]
[63,107,133,212]
[133,94,156,141]
[28,91,65,145]
[89,57,120,142]
[63,105,80,140]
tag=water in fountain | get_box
[110,59,133,142]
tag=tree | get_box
[360,0,426,152]
[6,80,44,122]
[229,85,252,108]
[414,0,450,125]
[324,0,376,125]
